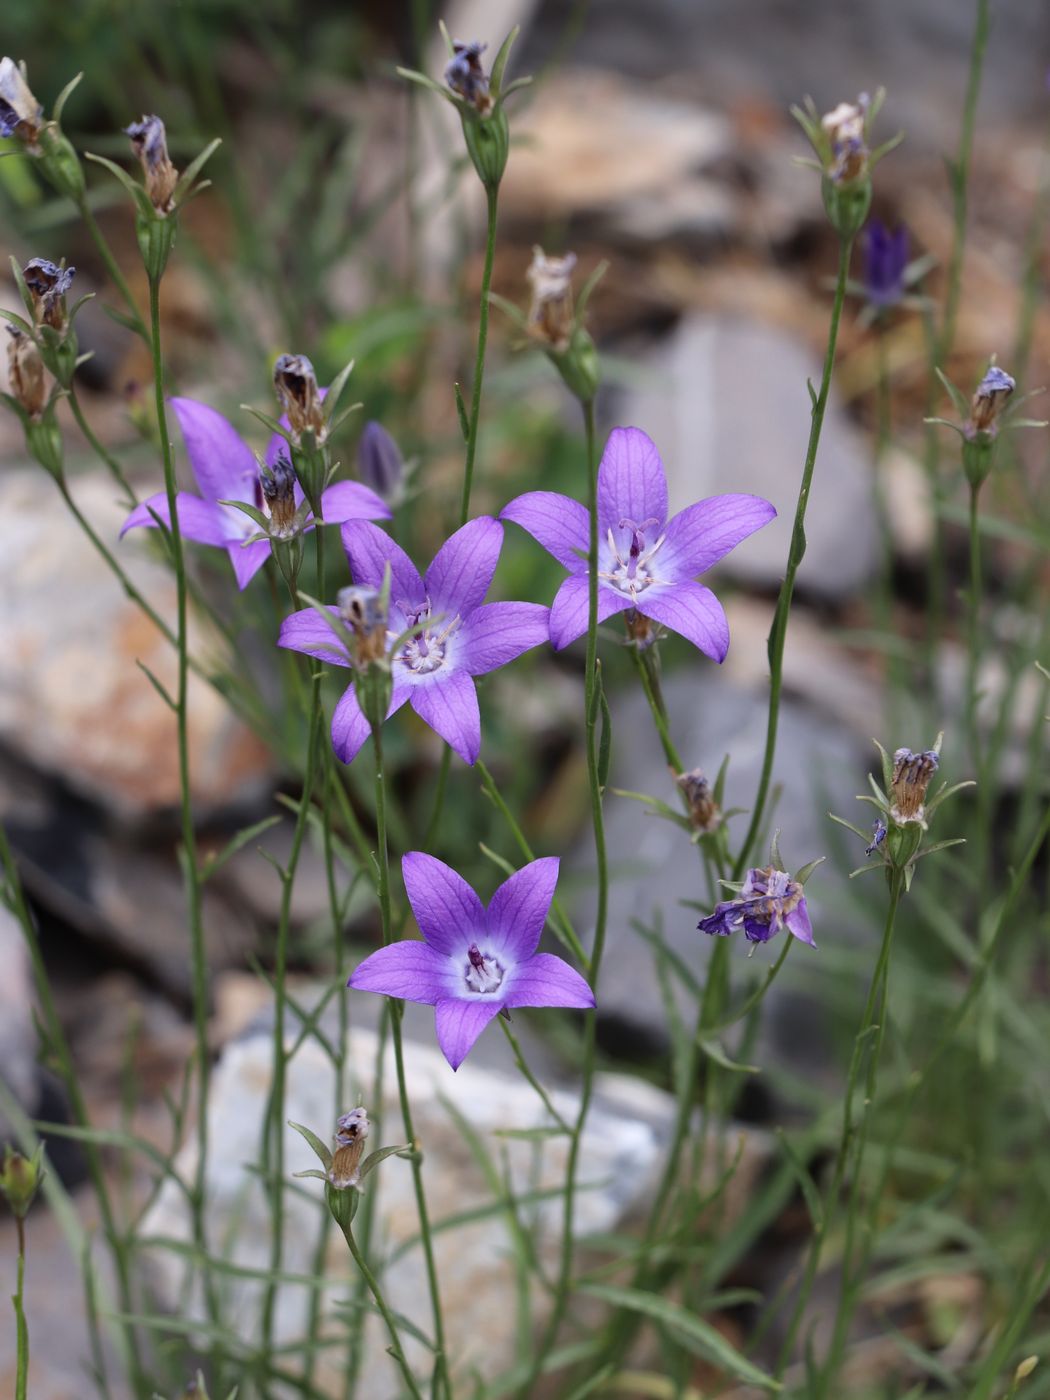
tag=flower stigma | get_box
[464,943,505,995]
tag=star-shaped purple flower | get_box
[350,853,594,1069]
[278,517,550,765]
[500,426,776,658]
[697,865,815,947]
[120,397,390,589]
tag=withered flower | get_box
[526,246,577,352]
[125,115,179,214]
[444,41,492,114]
[273,353,326,442]
[0,58,43,147]
[329,1108,369,1190]
[676,769,721,834]
[6,326,47,419]
[23,258,75,332]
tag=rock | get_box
[140,1024,770,1393]
[0,904,38,1123]
[0,467,273,819]
[617,314,879,600]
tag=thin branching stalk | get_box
[459,184,499,524]
[733,234,855,878]
[333,1212,424,1400]
[67,386,137,505]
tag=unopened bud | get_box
[445,41,492,114]
[0,1145,45,1219]
[1015,1357,1039,1384]
[890,746,939,826]
[358,421,405,503]
[337,585,388,667]
[676,769,721,834]
[6,325,48,419]
[125,115,179,215]
[967,364,1015,438]
[0,58,43,147]
[273,354,326,443]
[527,247,577,352]
[23,258,75,332]
[261,455,298,537]
[329,1108,369,1190]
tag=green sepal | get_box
[358,1143,414,1182]
[461,103,510,190]
[171,136,222,207]
[288,1119,332,1171]
[821,174,871,240]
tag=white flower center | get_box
[398,601,461,675]
[464,943,504,995]
[600,517,666,600]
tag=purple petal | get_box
[786,899,816,948]
[454,602,551,676]
[170,397,257,504]
[278,607,352,667]
[341,520,424,613]
[659,495,777,580]
[505,953,595,1010]
[225,538,271,591]
[263,386,329,467]
[402,852,485,956]
[597,427,668,535]
[330,681,410,765]
[500,492,589,573]
[318,480,391,525]
[120,491,232,547]
[486,857,560,962]
[348,941,457,1004]
[424,517,502,616]
[434,997,503,1070]
[549,575,628,651]
[409,672,481,765]
[635,581,730,661]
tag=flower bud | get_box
[273,354,326,443]
[329,1108,369,1190]
[260,454,298,537]
[890,746,939,826]
[527,247,577,352]
[0,1145,45,1219]
[445,41,492,114]
[966,365,1015,438]
[125,115,179,215]
[0,57,43,147]
[358,421,405,504]
[337,585,389,668]
[6,325,47,419]
[676,769,721,834]
[23,258,75,332]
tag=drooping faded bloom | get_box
[5,326,47,419]
[273,353,327,442]
[444,40,492,114]
[676,768,720,834]
[698,866,815,947]
[526,246,577,352]
[862,220,907,309]
[966,365,1015,438]
[278,518,550,764]
[0,58,42,146]
[125,115,179,214]
[889,746,939,826]
[120,398,389,589]
[23,258,75,331]
[501,426,776,657]
[329,1108,369,1190]
[350,853,594,1069]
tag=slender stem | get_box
[0,825,143,1388]
[335,1213,424,1400]
[147,272,220,1360]
[521,396,608,1394]
[67,386,137,506]
[631,646,681,770]
[774,867,905,1381]
[13,1219,28,1400]
[371,720,450,1399]
[966,482,983,773]
[732,234,854,879]
[459,185,499,525]
[77,199,148,340]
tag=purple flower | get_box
[698,866,815,947]
[862,220,908,308]
[350,853,594,1069]
[278,517,550,765]
[500,426,776,658]
[120,397,390,590]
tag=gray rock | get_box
[617,314,879,600]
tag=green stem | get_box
[67,386,137,505]
[774,866,905,1382]
[77,198,148,341]
[147,271,220,1365]
[13,1219,27,1400]
[732,234,854,879]
[0,825,143,1388]
[335,1214,424,1400]
[521,396,608,1395]
[459,185,499,525]
[966,482,983,774]
[631,646,681,770]
[371,720,450,1399]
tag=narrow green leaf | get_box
[489,26,520,96]
[697,1037,760,1075]
[597,684,612,792]
[454,381,470,442]
[200,816,283,881]
[135,659,176,711]
[288,1119,332,1171]
[358,1142,414,1182]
